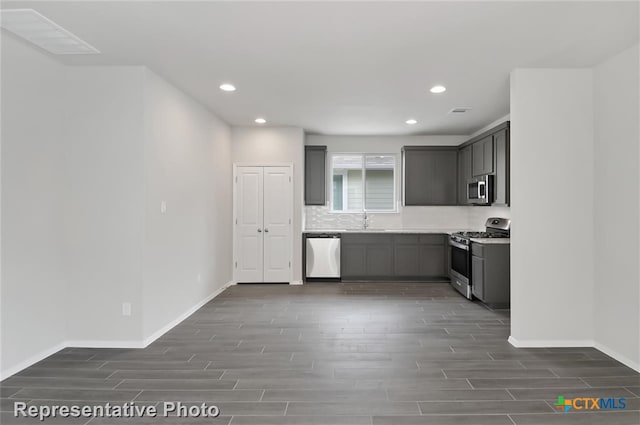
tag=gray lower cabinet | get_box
[471,242,510,308]
[367,244,394,277]
[341,242,366,277]
[471,255,485,300]
[403,147,458,206]
[304,145,326,205]
[342,233,447,281]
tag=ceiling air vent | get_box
[449,107,472,114]
[0,9,100,55]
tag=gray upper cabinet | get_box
[304,145,326,205]
[472,135,494,176]
[457,146,472,205]
[458,121,510,206]
[403,147,458,206]
[493,128,509,205]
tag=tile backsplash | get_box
[304,205,511,231]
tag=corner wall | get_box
[1,36,234,378]
[509,68,595,346]
[593,44,640,369]
[142,69,233,340]
[63,66,146,344]
[1,35,69,377]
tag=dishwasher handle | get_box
[305,233,341,238]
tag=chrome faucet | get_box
[363,212,369,230]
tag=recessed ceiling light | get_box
[0,9,100,55]
[219,83,236,92]
[405,119,417,125]
[430,85,447,94]
[255,118,266,124]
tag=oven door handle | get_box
[478,181,486,199]
[449,240,469,251]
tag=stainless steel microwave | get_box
[467,174,494,205]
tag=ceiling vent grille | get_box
[0,9,100,55]
[449,107,472,114]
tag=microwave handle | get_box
[478,181,486,199]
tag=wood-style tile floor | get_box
[2,282,639,424]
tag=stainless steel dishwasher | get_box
[305,233,341,280]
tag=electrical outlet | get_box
[122,302,131,316]
[160,201,167,214]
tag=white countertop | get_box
[470,237,511,244]
[303,228,466,234]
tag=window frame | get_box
[329,153,398,213]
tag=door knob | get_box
[264,228,269,233]
[257,228,262,233]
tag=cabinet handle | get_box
[264,228,269,233]
[257,228,262,233]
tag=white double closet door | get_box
[234,166,293,283]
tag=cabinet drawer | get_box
[342,233,393,245]
[394,234,420,244]
[419,234,445,245]
[471,243,484,257]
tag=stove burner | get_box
[453,231,508,239]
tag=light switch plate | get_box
[160,201,167,214]
[122,302,131,316]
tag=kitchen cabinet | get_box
[458,121,510,206]
[341,232,447,281]
[341,242,366,278]
[471,255,485,300]
[493,128,509,205]
[457,146,472,205]
[472,135,494,176]
[304,145,326,205]
[403,147,458,206]
[341,234,393,279]
[470,242,510,308]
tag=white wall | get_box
[593,45,640,369]
[1,36,234,377]
[304,134,510,231]
[1,35,68,377]
[63,67,146,343]
[231,127,305,282]
[509,69,595,345]
[142,69,232,340]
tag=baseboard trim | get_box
[0,341,67,381]
[66,340,146,349]
[508,336,595,348]
[141,280,235,347]
[0,281,236,380]
[508,336,640,372]
[594,342,640,372]
[290,280,303,285]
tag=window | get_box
[330,154,396,212]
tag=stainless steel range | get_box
[449,217,510,299]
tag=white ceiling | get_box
[2,1,638,135]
